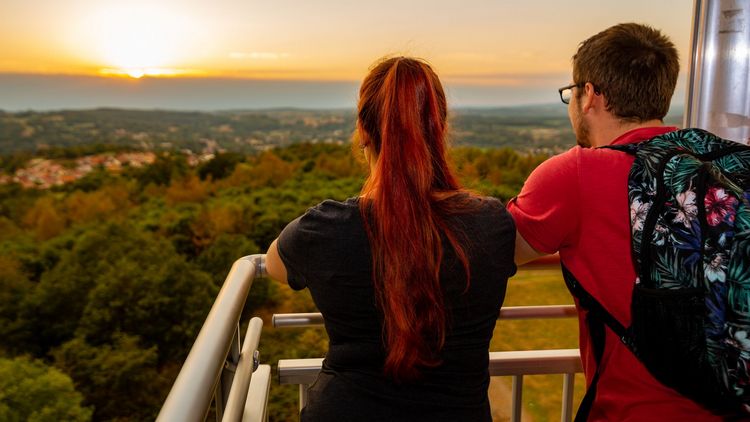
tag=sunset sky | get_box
[0,0,695,109]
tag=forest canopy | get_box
[0,142,547,421]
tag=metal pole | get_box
[299,384,309,413]
[685,0,750,144]
[561,373,576,422]
[221,325,242,410]
[511,375,524,422]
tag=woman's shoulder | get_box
[460,194,510,218]
[290,198,363,238]
[305,197,361,222]
[455,194,514,236]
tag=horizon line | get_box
[0,102,686,114]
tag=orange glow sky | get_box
[2,0,694,84]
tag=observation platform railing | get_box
[274,305,581,422]
[158,254,582,422]
[157,254,270,422]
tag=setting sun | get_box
[86,3,191,77]
[98,67,195,79]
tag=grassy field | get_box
[488,266,584,422]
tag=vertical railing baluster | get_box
[299,384,309,412]
[277,311,583,422]
[561,372,575,422]
[214,384,223,422]
[511,375,523,422]
[219,324,242,414]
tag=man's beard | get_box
[574,102,592,148]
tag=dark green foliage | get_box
[0,140,548,421]
[58,169,115,193]
[52,335,167,421]
[0,356,92,422]
[196,233,259,282]
[19,223,214,360]
[0,151,34,173]
[198,152,245,180]
[0,257,34,355]
[0,183,42,222]
[133,153,188,187]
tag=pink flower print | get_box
[630,199,650,234]
[704,187,738,226]
[674,189,697,228]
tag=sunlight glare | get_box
[98,67,198,79]
[89,3,190,76]
[128,69,145,79]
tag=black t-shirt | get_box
[277,195,516,421]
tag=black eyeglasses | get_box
[558,83,582,105]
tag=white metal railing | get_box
[158,254,269,422]
[274,305,581,422]
[272,305,577,327]
[158,252,581,421]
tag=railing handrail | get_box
[278,349,582,385]
[157,254,266,422]
[272,304,577,328]
[488,349,582,375]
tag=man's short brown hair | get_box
[573,23,679,123]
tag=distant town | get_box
[0,151,223,189]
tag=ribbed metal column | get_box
[685,0,750,144]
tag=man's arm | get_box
[506,149,580,268]
[265,238,288,283]
[514,230,547,266]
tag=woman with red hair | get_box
[266,56,516,421]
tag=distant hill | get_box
[0,105,684,157]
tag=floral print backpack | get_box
[564,128,750,420]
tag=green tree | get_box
[76,243,215,360]
[52,334,166,421]
[134,153,188,187]
[0,356,92,422]
[195,233,279,312]
[225,152,296,189]
[20,223,215,359]
[198,152,245,180]
[196,233,260,286]
[0,256,33,355]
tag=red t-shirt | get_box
[507,127,722,421]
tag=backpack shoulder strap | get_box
[599,143,638,155]
[562,265,630,341]
[562,265,633,421]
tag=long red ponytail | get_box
[357,57,474,381]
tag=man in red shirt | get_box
[507,23,722,420]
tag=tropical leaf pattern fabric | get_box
[620,128,750,412]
